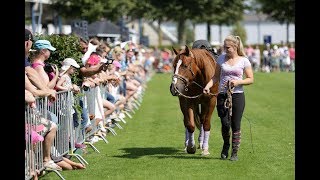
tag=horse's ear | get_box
[172,47,178,55]
[185,45,190,56]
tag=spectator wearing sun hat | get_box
[33,39,56,51]
[25,29,55,95]
[55,58,89,148]
[29,39,60,90]
[56,58,90,148]
[56,58,80,92]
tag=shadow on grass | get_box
[113,147,219,160]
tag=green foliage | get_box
[256,0,295,24]
[185,26,195,45]
[73,93,85,121]
[231,22,247,45]
[51,0,134,23]
[33,33,84,85]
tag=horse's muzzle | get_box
[170,83,178,96]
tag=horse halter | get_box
[172,59,204,99]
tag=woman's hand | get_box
[203,86,210,94]
[53,64,59,76]
[203,79,213,94]
[48,89,56,102]
[229,80,239,87]
[72,84,80,93]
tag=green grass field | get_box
[41,72,294,180]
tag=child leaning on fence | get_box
[56,58,81,92]
[55,58,81,114]
[56,58,88,150]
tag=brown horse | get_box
[169,45,219,156]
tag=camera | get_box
[44,63,54,73]
[83,85,89,91]
[105,55,114,65]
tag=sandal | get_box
[44,160,62,171]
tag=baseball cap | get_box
[25,29,34,41]
[34,40,56,51]
[60,58,80,75]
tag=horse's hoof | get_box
[186,146,196,154]
[201,149,210,156]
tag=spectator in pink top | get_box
[30,40,59,89]
[87,53,101,66]
[289,43,295,72]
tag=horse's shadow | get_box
[113,147,218,160]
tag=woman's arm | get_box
[47,65,60,89]
[25,89,36,103]
[25,66,48,90]
[203,64,221,93]
[55,76,69,91]
[80,63,106,77]
[230,66,254,87]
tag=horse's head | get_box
[170,45,201,97]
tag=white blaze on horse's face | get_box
[173,59,182,84]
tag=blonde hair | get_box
[224,35,246,57]
[111,46,123,60]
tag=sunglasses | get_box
[26,34,34,42]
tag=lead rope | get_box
[224,80,234,117]
[243,114,255,153]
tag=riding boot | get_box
[221,127,230,160]
[230,130,241,161]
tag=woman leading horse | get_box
[170,43,219,156]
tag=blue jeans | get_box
[105,91,116,104]
[47,110,58,124]
[73,99,89,139]
[119,80,127,97]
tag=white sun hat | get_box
[60,58,80,75]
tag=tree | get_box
[129,0,170,47]
[256,0,295,43]
[51,0,134,23]
[231,22,247,45]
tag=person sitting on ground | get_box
[51,153,86,170]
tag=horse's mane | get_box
[190,48,217,84]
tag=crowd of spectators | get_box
[25,28,161,179]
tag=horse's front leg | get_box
[198,123,204,150]
[200,99,216,156]
[184,107,196,154]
